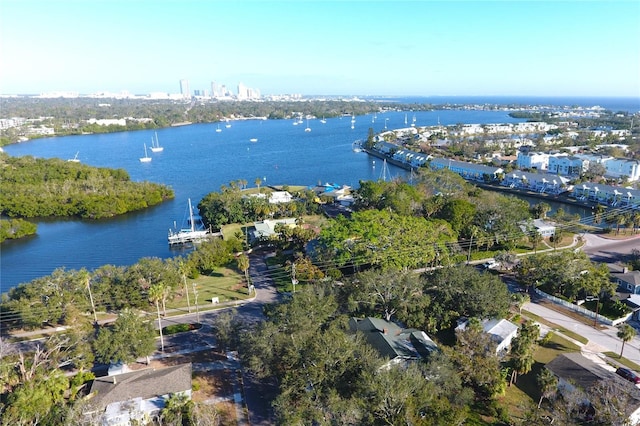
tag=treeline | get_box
[0,153,174,223]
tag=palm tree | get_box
[255,177,262,193]
[537,368,558,408]
[237,254,250,287]
[617,323,636,358]
[148,284,165,352]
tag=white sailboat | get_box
[404,114,408,125]
[150,132,164,152]
[411,114,416,127]
[216,124,222,133]
[304,118,311,132]
[320,116,326,124]
[67,151,80,162]
[168,198,209,245]
[225,119,231,128]
[139,144,152,162]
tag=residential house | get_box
[520,219,557,238]
[516,151,549,171]
[602,158,640,182]
[349,317,438,369]
[87,363,192,426]
[548,154,587,176]
[251,218,297,241]
[455,318,519,354]
[545,353,640,424]
[613,270,640,294]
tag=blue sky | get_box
[1,0,639,97]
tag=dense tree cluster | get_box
[0,153,173,220]
[198,182,322,230]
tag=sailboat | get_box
[168,198,209,245]
[150,132,163,152]
[411,114,416,127]
[304,118,311,132]
[320,116,326,124]
[67,151,80,163]
[404,114,408,125]
[139,144,152,162]
[216,124,222,133]
[225,119,231,128]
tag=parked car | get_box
[616,367,640,384]
[482,259,499,270]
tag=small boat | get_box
[320,116,326,124]
[404,114,408,125]
[250,138,258,142]
[411,114,416,127]
[304,119,311,132]
[352,141,362,153]
[150,132,163,152]
[139,143,152,162]
[67,151,80,162]
[216,124,222,133]
[225,119,231,128]
[168,198,209,245]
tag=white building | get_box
[601,158,640,182]
[516,151,549,170]
[548,154,587,176]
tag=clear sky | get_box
[1,0,639,97]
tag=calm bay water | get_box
[0,106,614,290]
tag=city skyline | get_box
[1,1,639,97]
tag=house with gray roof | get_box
[87,363,192,426]
[349,317,438,369]
[614,270,640,295]
[546,353,640,424]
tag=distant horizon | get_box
[2,1,638,98]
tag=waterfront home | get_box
[349,317,438,369]
[570,183,640,208]
[429,157,503,182]
[545,353,640,424]
[501,171,569,194]
[86,363,192,426]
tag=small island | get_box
[0,152,174,242]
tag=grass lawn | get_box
[499,332,581,421]
[165,267,251,313]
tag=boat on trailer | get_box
[168,198,210,245]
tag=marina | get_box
[168,198,211,246]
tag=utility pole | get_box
[291,263,298,293]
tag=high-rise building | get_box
[210,81,218,98]
[179,79,190,99]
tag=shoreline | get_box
[362,147,602,212]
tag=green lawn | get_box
[499,332,581,421]
[163,267,251,314]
